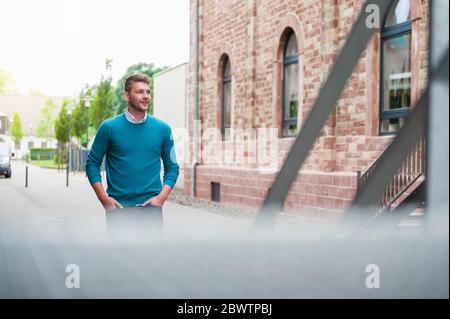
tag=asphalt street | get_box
[0,160,254,241]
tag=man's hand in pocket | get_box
[141,194,166,208]
[100,196,124,211]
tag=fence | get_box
[70,146,88,173]
[357,136,426,216]
[69,145,105,173]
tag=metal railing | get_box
[357,136,426,216]
[69,145,105,174]
[69,145,88,173]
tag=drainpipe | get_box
[190,0,200,197]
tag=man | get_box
[86,73,179,238]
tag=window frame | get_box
[282,32,299,138]
[221,57,231,140]
[379,15,412,135]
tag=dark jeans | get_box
[105,204,163,241]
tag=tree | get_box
[71,85,94,147]
[0,69,18,95]
[90,60,115,129]
[113,63,168,115]
[91,77,114,130]
[11,112,24,149]
[54,99,70,164]
[36,98,57,140]
[55,99,70,144]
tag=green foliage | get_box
[91,75,114,130]
[71,85,95,146]
[29,148,56,161]
[11,112,24,146]
[54,99,70,144]
[112,63,168,115]
[0,69,18,95]
[70,103,85,139]
[36,98,57,139]
[89,59,115,130]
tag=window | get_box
[282,32,299,137]
[222,57,231,140]
[211,182,220,202]
[380,0,411,134]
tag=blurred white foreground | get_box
[0,203,448,299]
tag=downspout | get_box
[190,0,200,197]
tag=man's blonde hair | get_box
[124,73,150,93]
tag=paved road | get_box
[0,160,254,241]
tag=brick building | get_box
[185,0,430,223]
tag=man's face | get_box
[124,81,151,112]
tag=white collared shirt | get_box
[125,109,147,124]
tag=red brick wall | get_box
[185,165,357,224]
[185,0,430,222]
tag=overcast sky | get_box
[0,0,190,97]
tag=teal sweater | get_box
[86,113,179,206]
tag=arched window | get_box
[282,31,299,137]
[380,0,411,134]
[221,57,231,140]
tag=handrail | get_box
[357,135,426,215]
